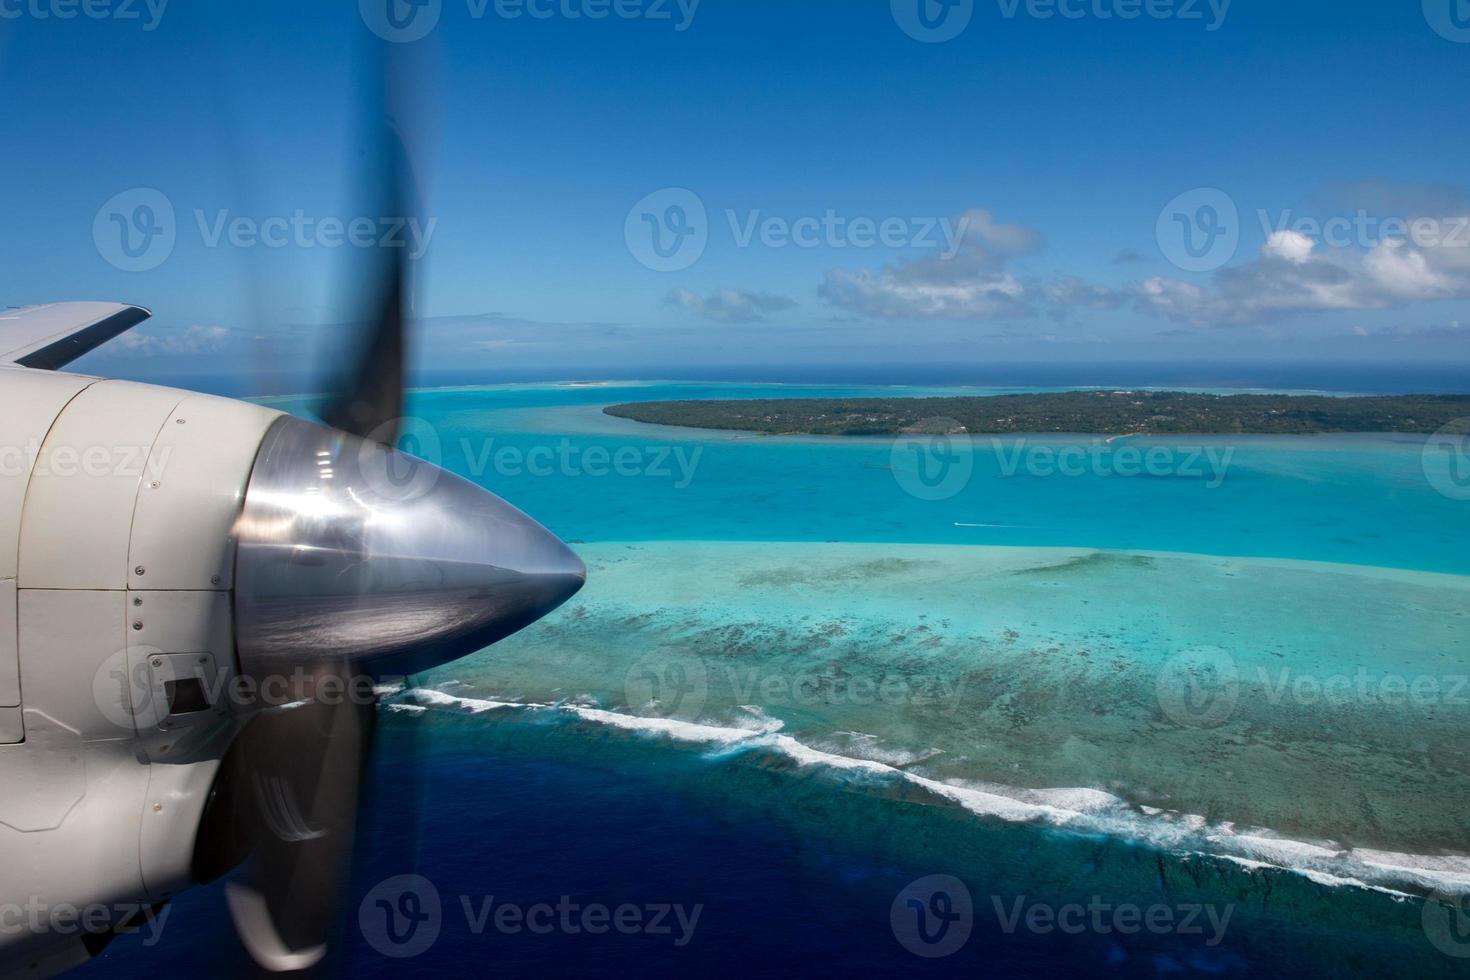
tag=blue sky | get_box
[2,0,1469,383]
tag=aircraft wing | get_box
[0,302,151,370]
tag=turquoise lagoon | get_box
[275,381,1470,973]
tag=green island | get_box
[604,391,1470,436]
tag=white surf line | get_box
[389,686,1470,899]
[953,522,1032,528]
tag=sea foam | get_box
[394,686,1470,901]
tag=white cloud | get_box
[1046,276,1129,311]
[665,287,798,323]
[819,209,1041,320]
[112,324,232,355]
[1135,215,1470,326]
[1261,229,1315,263]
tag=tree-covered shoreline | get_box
[604,391,1470,436]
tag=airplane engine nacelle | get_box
[0,370,282,974]
[0,367,583,975]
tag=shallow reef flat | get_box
[429,541,1470,860]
